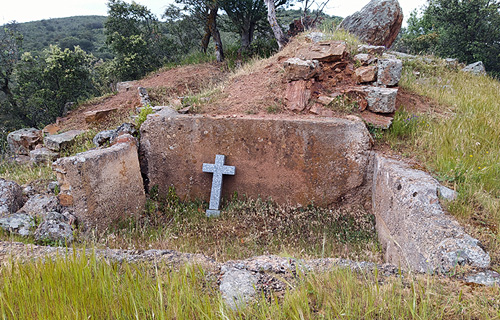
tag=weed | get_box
[0,160,55,185]
[59,130,97,157]
[267,103,280,114]
[135,104,153,129]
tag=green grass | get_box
[0,161,55,185]
[393,58,500,268]
[59,130,97,158]
[0,253,498,319]
[96,191,380,262]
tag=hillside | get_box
[13,16,112,60]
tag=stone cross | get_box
[202,154,236,217]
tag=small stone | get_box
[377,59,403,86]
[0,179,24,217]
[306,32,326,42]
[178,106,191,114]
[18,194,60,220]
[355,66,377,83]
[219,267,258,310]
[462,61,486,75]
[317,96,334,105]
[93,130,116,148]
[283,58,321,81]
[0,213,34,236]
[116,81,134,92]
[466,270,500,286]
[358,45,386,55]
[47,181,59,194]
[7,128,43,155]
[34,212,74,245]
[354,53,377,66]
[363,87,398,113]
[44,130,85,152]
[138,87,150,106]
[29,147,59,165]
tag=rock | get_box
[355,66,377,83]
[377,59,403,86]
[7,128,43,155]
[339,0,403,48]
[372,154,490,273]
[462,61,486,75]
[116,81,134,92]
[0,213,34,236]
[178,106,191,114]
[84,108,118,123]
[389,51,417,59]
[44,130,85,152]
[34,212,74,245]
[358,45,386,55]
[138,87,150,106]
[18,194,60,220]
[136,105,175,114]
[53,134,145,232]
[283,58,321,81]
[285,80,311,112]
[354,53,377,66]
[363,86,398,113]
[444,58,459,68]
[93,130,116,148]
[306,32,326,42]
[360,111,393,129]
[29,147,59,165]
[466,270,500,286]
[0,179,24,217]
[219,266,258,310]
[115,122,137,137]
[47,181,59,194]
[140,114,372,207]
[317,96,335,105]
[296,41,346,62]
[43,123,61,135]
[437,186,457,201]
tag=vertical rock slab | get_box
[339,0,403,48]
[53,134,145,231]
[372,154,490,273]
[140,114,372,207]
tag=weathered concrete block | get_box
[53,134,145,231]
[363,86,397,113]
[7,128,43,155]
[377,58,402,86]
[140,114,372,207]
[372,154,490,273]
[44,130,85,152]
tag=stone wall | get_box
[140,114,372,206]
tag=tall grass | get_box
[397,59,500,267]
[0,253,498,319]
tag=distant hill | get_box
[14,16,113,60]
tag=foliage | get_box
[105,0,173,80]
[135,104,154,129]
[13,45,100,128]
[397,0,500,75]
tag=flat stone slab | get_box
[30,147,59,165]
[44,130,85,152]
[296,41,346,62]
[372,154,490,273]
[53,134,145,231]
[140,114,372,207]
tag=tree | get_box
[264,0,288,50]
[105,0,172,80]
[0,23,23,113]
[219,0,268,50]
[175,0,224,62]
[399,0,500,74]
[14,46,99,127]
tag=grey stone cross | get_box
[202,154,236,217]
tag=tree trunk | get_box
[240,24,252,51]
[201,22,211,54]
[207,4,224,62]
[264,0,288,50]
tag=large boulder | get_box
[0,213,34,236]
[0,179,24,217]
[53,134,145,231]
[339,0,403,48]
[462,61,486,75]
[372,154,490,273]
[7,128,43,155]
